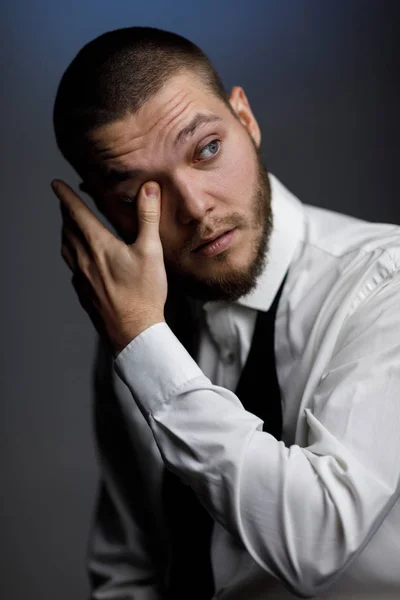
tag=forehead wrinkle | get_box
[93,91,194,162]
[157,100,195,141]
[125,87,188,148]
[138,88,195,147]
[114,103,196,170]
[90,124,142,159]
[144,87,188,130]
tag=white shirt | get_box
[90,175,400,599]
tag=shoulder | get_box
[302,203,400,269]
[282,200,400,356]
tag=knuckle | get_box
[136,244,156,260]
[139,210,159,224]
[92,249,106,275]
[76,254,90,275]
[86,230,106,255]
[138,246,161,265]
[146,242,162,257]
[84,229,97,246]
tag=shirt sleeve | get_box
[88,339,165,600]
[114,275,400,598]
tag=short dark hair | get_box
[53,27,229,174]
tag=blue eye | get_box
[198,139,220,160]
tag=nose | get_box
[171,173,215,225]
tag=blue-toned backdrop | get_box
[1,1,399,597]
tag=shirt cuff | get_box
[113,322,207,416]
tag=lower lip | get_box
[194,229,236,257]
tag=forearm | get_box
[91,340,166,600]
[114,323,398,597]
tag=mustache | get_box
[182,212,247,253]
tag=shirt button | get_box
[222,351,235,365]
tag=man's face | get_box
[83,70,272,302]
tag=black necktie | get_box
[163,277,286,599]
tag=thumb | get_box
[136,181,161,246]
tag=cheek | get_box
[159,224,179,260]
[216,139,258,200]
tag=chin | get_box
[167,271,254,302]
[167,242,268,303]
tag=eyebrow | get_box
[174,112,222,146]
[101,112,222,186]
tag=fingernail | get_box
[51,180,60,192]
[144,183,159,198]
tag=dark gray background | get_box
[1,1,399,598]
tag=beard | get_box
[165,156,273,303]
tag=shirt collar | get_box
[203,173,306,313]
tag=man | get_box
[52,27,400,599]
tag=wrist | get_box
[111,317,165,357]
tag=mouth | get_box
[193,228,237,257]
[193,228,233,250]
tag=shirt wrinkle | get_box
[103,173,400,600]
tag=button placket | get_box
[221,348,236,365]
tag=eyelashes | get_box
[196,138,221,161]
[116,138,222,206]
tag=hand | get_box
[53,179,167,356]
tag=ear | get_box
[229,86,261,148]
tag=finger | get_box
[52,179,114,248]
[61,202,92,255]
[61,224,88,271]
[134,181,162,250]
[71,273,105,337]
[61,235,76,272]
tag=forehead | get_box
[87,71,228,172]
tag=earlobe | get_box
[229,86,261,148]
